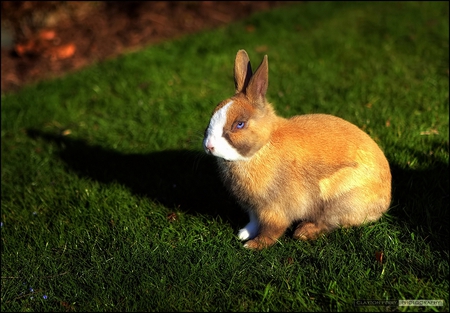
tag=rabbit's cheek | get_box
[223,132,258,158]
[203,101,249,161]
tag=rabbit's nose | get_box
[204,137,215,153]
[205,143,215,153]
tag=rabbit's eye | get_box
[236,121,245,129]
[231,120,246,132]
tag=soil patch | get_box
[1,1,295,94]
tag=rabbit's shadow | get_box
[26,129,449,251]
[388,143,449,251]
[26,129,246,229]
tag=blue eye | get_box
[236,122,245,129]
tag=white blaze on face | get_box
[203,101,248,161]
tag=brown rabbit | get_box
[203,49,391,249]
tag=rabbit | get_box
[202,49,392,250]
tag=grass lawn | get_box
[1,1,448,311]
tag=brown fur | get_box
[207,50,391,249]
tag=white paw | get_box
[238,228,251,241]
[238,213,259,241]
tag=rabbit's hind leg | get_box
[293,221,331,241]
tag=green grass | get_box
[1,1,448,311]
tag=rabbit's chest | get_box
[218,159,276,204]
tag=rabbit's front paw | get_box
[238,228,251,241]
[237,218,259,241]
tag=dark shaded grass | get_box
[24,128,244,228]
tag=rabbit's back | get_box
[219,113,391,226]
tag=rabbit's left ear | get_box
[246,55,268,106]
[234,50,253,94]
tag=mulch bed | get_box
[1,1,295,94]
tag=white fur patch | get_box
[203,101,248,161]
[238,211,259,241]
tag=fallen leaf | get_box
[167,212,178,222]
[15,41,38,56]
[420,129,439,136]
[60,301,75,311]
[39,29,56,40]
[246,25,255,32]
[53,43,76,60]
[375,250,384,264]
[255,45,268,53]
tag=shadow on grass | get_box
[27,129,448,251]
[388,142,449,252]
[26,129,247,229]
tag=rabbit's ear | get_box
[246,55,268,106]
[234,50,253,94]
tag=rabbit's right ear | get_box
[245,55,268,106]
[234,50,253,94]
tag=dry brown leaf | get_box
[420,129,439,136]
[39,29,56,40]
[167,212,178,222]
[52,43,76,60]
[375,250,384,264]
